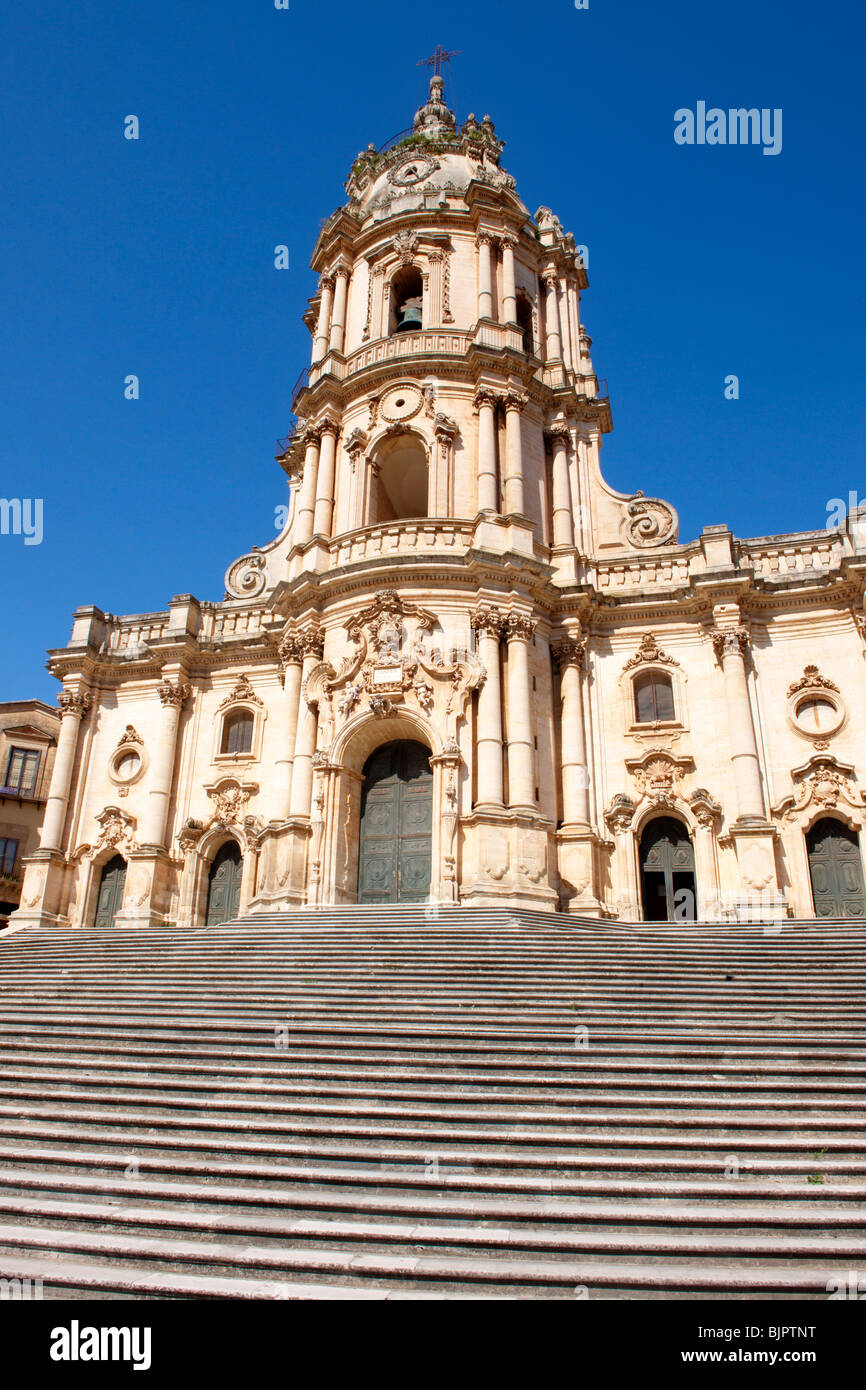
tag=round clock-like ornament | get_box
[389,155,438,188]
[379,384,424,423]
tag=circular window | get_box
[115,751,141,780]
[379,383,423,422]
[109,743,147,788]
[790,690,845,740]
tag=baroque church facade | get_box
[13,77,866,931]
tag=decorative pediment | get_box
[787,665,839,697]
[75,806,139,860]
[204,777,260,827]
[116,725,142,748]
[623,634,679,669]
[217,673,262,711]
[625,748,695,803]
[772,755,866,825]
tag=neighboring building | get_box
[0,701,59,924]
[11,76,866,931]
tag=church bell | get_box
[395,295,423,333]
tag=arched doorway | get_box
[206,841,243,925]
[94,855,127,928]
[639,816,697,921]
[806,819,866,917]
[358,740,433,903]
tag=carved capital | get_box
[544,420,571,445]
[506,613,536,642]
[471,606,506,639]
[604,793,637,834]
[712,627,750,662]
[473,387,500,414]
[552,638,586,669]
[298,628,325,660]
[318,273,335,295]
[278,634,305,668]
[58,690,92,720]
[475,230,497,249]
[157,679,191,709]
[503,390,528,414]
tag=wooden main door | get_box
[639,817,697,921]
[94,855,127,928]
[806,819,866,918]
[358,741,433,903]
[206,841,243,925]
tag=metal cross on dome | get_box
[417,46,460,77]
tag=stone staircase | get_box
[0,907,864,1300]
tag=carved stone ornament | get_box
[58,690,92,719]
[217,673,263,711]
[604,793,637,834]
[772,755,866,825]
[206,778,258,827]
[551,637,586,669]
[225,550,267,600]
[711,627,750,662]
[689,788,723,828]
[623,634,679,669]
[626,748,694,803]
[471,605,506,638]
[77,806,139,860]
[157,679,191,709]
[621,495,678,549]
[116,725,142,748]
[302,590,483,751]
[787,665,840,697]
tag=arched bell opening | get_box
[639,815,696,922]
[516,292,534,354]
[368,432,429,522]
[806,817,866,918]
[357,740,433,904]
[390,266,424,336]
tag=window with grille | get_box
[3,748,40,795]
[633,672,676,724]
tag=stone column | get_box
[312,419,339,538]
[328,267,350,355]
[40,690,92,851]
[474,389,499,513]
[477,232,495,320]
[140,678,190,847]
[431,414,458,516]
[505,614,537,812]
[289,631,324,819]
[471,607,506,809]
[275,636,304,820]
[294,428,321,546]
[547,422,574,547]
[502,391,527,516]
[712,627,765,821]
[552,637,589,826]
[311,274,334,364]
[500,234,517,324]
[543,271,563,361]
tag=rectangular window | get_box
[0,838,18,875]
[4,748,40,796]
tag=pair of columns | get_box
[293,420,339,544]
[474,388,527,516]
[311,267,350,364]
[471,608,538,814]
[40,676,191,857]
[275,630,324,821]
[476,231,518,324]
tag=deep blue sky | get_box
[2,0,864,700]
